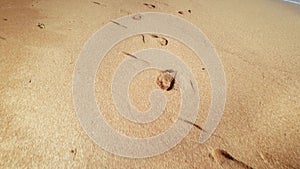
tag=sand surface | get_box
[0,0,299,168]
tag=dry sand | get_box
[0,0,299,168]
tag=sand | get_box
[0,0,299,168]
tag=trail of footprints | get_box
[91,1,252,168]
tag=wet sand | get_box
[0,0,299,168]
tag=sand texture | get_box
[0,0,299,168]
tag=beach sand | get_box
[0,0,299,168]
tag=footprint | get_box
[150,34,168,46]
[210,149,253,169]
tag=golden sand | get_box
[0,0,299,168]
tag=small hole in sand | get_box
[178,11,184,15]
